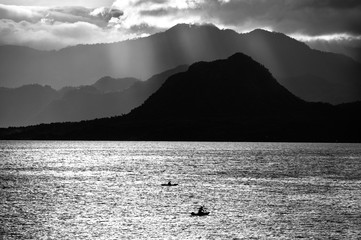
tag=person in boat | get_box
[168,181,172,185]
[198,205,205,214]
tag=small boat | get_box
[161,183,178,186]
[161,181,178,186]
[191,212,210,216]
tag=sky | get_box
[0,0,360,58]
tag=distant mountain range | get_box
[1,53,359,142]
[0,65,186,127]
[1,24,360,104]
[0,84,59,127]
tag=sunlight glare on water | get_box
[1,141,361,239]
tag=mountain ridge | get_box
[1,23,360,104]
[127,53,306,119]
[1,53,359,142]
[0,66,187,127]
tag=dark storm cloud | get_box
[140,7,176,16]
[109,8,123,18]
[202,0,361,35]
[90,7,123,22]
[132,0,361,36]
[294,0,361,9]
[1,0,360,50]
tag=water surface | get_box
[1,141,361,239]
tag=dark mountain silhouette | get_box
[33,65,187,124]
[0,65,187,127]
[1,24,360,104]
[129,53,306,119]
[1,53,359,142]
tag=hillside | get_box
[33,65,188,124]
[0,66,187,127]
[1,53,359,142]
[1,24,360,104]
[0,85,60,127]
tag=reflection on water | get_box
[1,141,361,239]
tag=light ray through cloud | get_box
[0,0,360,56]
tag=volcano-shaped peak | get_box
[130,53,305,119]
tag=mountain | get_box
[0,85,60,127]
[128,53,306,119]
[91,77,139,93]
[1,53,359,142]
[56,76,138,98]
[241,30,361,104]
[0,75,141,127]
[33,65,187,124]
[0,65,187,127]
[1,24,360,104]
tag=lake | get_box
[1,141,361,239]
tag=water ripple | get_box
[1,141,361,239]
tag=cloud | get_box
[109,0,206,29]
[0,0,360,51]
[292,33,361,62]
[0,4,121,27]
[0,18,141,50]
[108,0,361,36]
[0,3,134,50]
[90,7,123,22]
[0,4,46,22]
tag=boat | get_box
[161,183,178,186]
[191,211,210,216]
